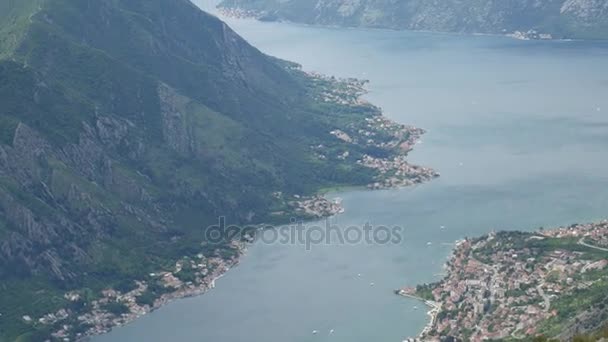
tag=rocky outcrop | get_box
[158,83,195,156]
[0,119,157,281]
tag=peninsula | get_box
[401,221,608,341]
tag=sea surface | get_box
[95,2,608,341]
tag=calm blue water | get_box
[95,4,608,342]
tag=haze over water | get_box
[95,3,608,341]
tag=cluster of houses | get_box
[359,154,439,189]
[507,30,553,40]
[291,195,344,218]
[308,72,370,106]
[543,220,608,248]
[26,245,244,341]
[416,227,608,341]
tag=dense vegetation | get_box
[0,0,388,339]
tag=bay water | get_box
[95,4,608,341]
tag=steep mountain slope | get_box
[218,0,608,39]
[0,0,405,339]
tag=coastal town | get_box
[349,115,439,190]
[400,221,608,341]
[359,154,439,190]
[308,71,371,107]
[307,72,439,191]
[24,241,245,341]
[328,121,439,190]
[290,194,345,218]
[280,73,439,218]
[507,30,554,40]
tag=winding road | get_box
[578,238,608,252]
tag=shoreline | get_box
[23,40,443,342]
[48,69,438,342]
[395,291,440,341]
[68,244,248,341]
[396,240,466,341]
[217,7,586,43]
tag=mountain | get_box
[218,0,608,40]
[0,0,424,339]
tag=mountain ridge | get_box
[218,0,608,40]
[0,0,426,339]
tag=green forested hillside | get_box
[0,0,387,339]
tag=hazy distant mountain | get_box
[219,0,608,39]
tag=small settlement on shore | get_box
[46,241,245,340]
[308,72,439,188]
[286,72,438,218]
